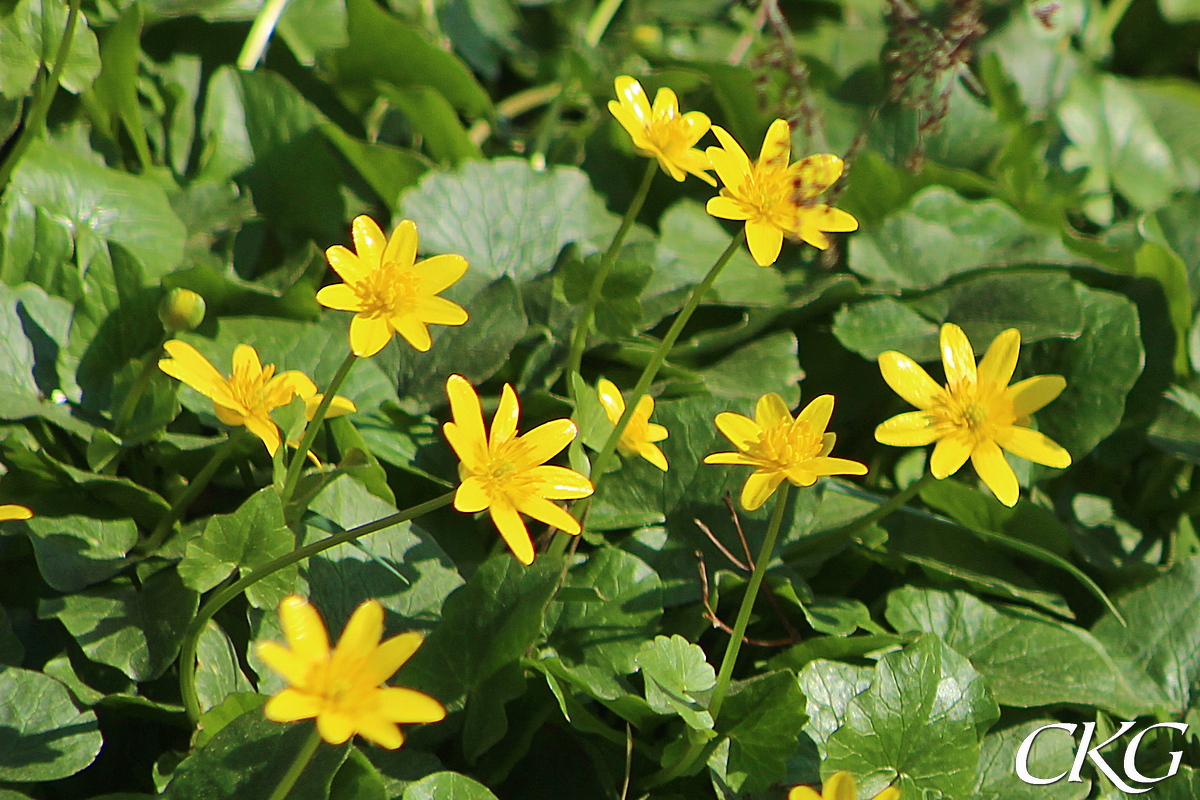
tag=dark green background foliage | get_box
[1,0,1200,796]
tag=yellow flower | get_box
[597,378,668,471]
[443,375,594,565]
[257,595,445,749]
[317,216,469,357]
[159,341,356,456]
[705,119,858,266]
[0,505,32,522]
[608,76,716,185]
[704,393,867,511]
[789,771,900,800]
[874,323,1072,507]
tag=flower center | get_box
[476,441,539,499]
[937,381,1000,438]
[734,163,798,227]
[355,263,421,317]
[749,420,822,469]
[229,362,277,411]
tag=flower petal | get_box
[330,599,384,676]
[703,451,757,466]
[971,438,1019,507]
[994,425,1072,469]
[316,283,364,312]
[490,384,520,448]
[804,456,868,477]
[741,469,785,511]
[787,788,822,800]
[526,465,594,499]
[374,686,447,724]
[0,504,32,522]
[383,219,418,268]
[758,118,792,169]
[714,412,761,450]
[940,323,977,387]
[784,466,819,487]
[930,432,972,479]
[614,76,651,124]
[316,709,356,745]
[745,218,784,267]
[878,351,942,410]
[325,245,367,283]
[1007,375,1066,417]
[646,422,669,442]
[977,328,1021,391]
[871,787,901,800]
[638,442,669,471]
[515,495,581,535]
[364,631,425,685]
[256,641,313,688]
[350,313,392,358]
[609,101,649,146]
[392,315,432,352]
[755,392,792,429]
[597,378,625,425]
[510,419,577,470]
[352,215,387,268]
[706,195,751,221]
[446,375,487,453]
[788,153,844,200]
[416,254,469,296]
[264,689,322,722]
[353,712,404,750]
[244,412,282,457]
[489,499,534,565]
[455,475,492,512]
[709,125,752,176]
[278,595,330,663]
[159,340,230,402]
[306,394,356,420]
[875,411,943,447]
[651,86,680,119]
[796,394,835,434]
[824,771,857,800]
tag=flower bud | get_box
[158,288,206,332]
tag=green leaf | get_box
[0,666,102,781]
[319,122,429,211]
[401,158,613,287]
[821,634,999,799]
[86,3,150,168]
[331,0,490,117]
[797,659,874,755]
[0,0,100,98]
[38,566,199,681]
[885,587,1148,716]
[329,748,388,800]
[178,488,296,610]
[194,693,267,748]
[21,513,136,592]
[848,187,1088,290]
[634,634,715,730]
[971,720,1091,800]
[699,331,804,406]
[1134,239,1191,376]
[277,0,348,65]
[194,621,254,715]
[163,710,349,800]
[1092,555,1200,717]
[709,670,807,794]
[378,84,481,166]
[832,298,941,362]
[401,771,499,800]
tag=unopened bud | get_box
[159,288,206,332]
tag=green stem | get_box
[0,0,82,191]
[565,158,657,400]
[581,231,744,513]
[113,333,170,438]
[237,0,292,71]
[584,0,628,46]
[280,352,357,505]
[136,433,244,557]
[266,725,322,800]
[1091,0,1136,57]
[178,490,455,725]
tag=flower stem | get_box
[237,0,291,71]
[135,432,245,557]
[584,0,627,46]
[178,490,455,725]
[0,0,82,190]
[280,352,357,505]
[112,333,170,438]
[578,230,745,521]
[565,158,657,401]
[266,725,322,800]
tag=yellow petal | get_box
[325,244,367,283]
[490,384,520,448]
[1007,375,1066,417]
[159,340,230,402]
[632,393,655,423]
[365,631,425,685]
[350,313,392,358]
[351,215,387,268]
[214,403,246,427]
[930,433,972,479]
[489,499,534,565]
[244,412,282,457]
[706,195,752,221]
[316,283,363,312]
[878,351,942,410]
[678,111,712,147]
[824,771,857,800]
[977,328,1020,391]
[796,226,831,251]
[383,219,418,268]
[785,465,819,487]
[515,495,581,535]
[392,314,432,352]
[374,686,447,723]
[316,708,356,745]
[805,456,868,477]
[267,371,317,409]
[675,146,717,185]
[510,419,577,470]
[703,451,757,466]
[788,788,823,800]
[745,218,784,267]
[0,504,33,521]
[306,394,357,420]
[758,118,792,169]
[741,470,785,511]
[415,296,468,329]
[330,599,383,676]
[788,154,844,201]
[971,438,1019,507]
[714,412,761,451]
[264,689,322,722]
[651,86,680,119]
[278,595,330,663]
[819,432,836,456]
[994,425,1072,469]
[526,465,594,499]
[416,254,469,296]
[455,475,492,513]
[353,711,404,750]
[875,411,943,447]
[638,442,669,471]
[614,75,651,124]
[256,641,313,688]
[796,394,835,434]
[708,125,752,176]
[870,787,901,800]
[597,378,625,425]
[755,393,792,428]
[940,323,977,387]
[609,101,650,146]
[646,422,669,442]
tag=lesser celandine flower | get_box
[705,119,858,266]
[443,375,593,565]
[0,505,32,522]
[159,341,355,456]
[597,378,668,471]
[789,772,899,800]
[704,393,867,511]
[874,323,1071,507]
[317,216,468,357]
[608,76,715,185]
[257,595,445,749]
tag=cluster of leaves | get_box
[2,0,1200,796]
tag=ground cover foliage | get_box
[2,0,1200,796]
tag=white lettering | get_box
[1124,722,1188,785]
[1015,723,1077,785]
